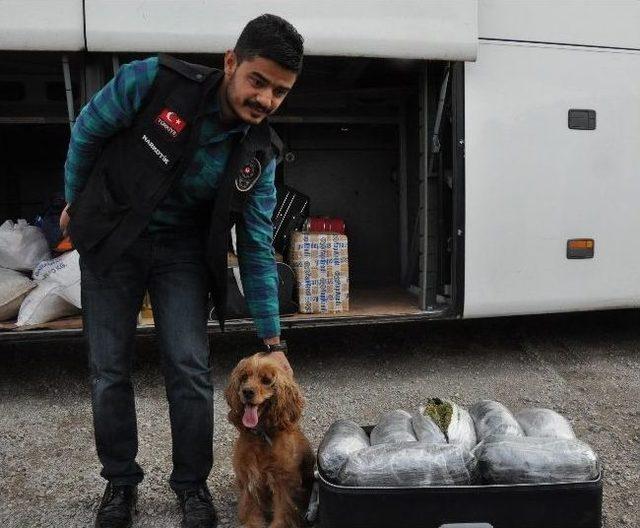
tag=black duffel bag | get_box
[209,261,297,321]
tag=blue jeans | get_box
[80,228,212,491]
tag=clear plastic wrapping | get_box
[318,419,370,481]
[318,401,599,489]
[370,410,417,445]
[411,412,446,444]
[469,400,524,442]
[473,435,600,484]
[419,398,477,451]
[338,442,479,487]
[515,408,576,440]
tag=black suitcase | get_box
[272,185,310,254]
[316,426,603,528]
[209,262,298,321]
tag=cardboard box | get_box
[138,291,153,325]
[289,232,349,313]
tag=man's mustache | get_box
[244,100,270,115]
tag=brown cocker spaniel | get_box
[225,352,314,528]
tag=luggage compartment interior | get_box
[268,55,457,322]
[0,52,459,333]
[0,52,82,223]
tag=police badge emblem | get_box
[236,157,262,192]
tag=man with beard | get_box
[60,14,303,528]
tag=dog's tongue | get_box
[243,404,259,428]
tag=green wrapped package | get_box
[419,398,477,451]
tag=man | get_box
[60,14,303,528]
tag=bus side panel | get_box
[84,0,478,60]
[479,0,640,51]
[464,41,640,318]
[0,1,85,51]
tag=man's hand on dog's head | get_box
[263,337,293,376]
[270,350,292,376]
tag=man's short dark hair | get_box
[235,14,304,74]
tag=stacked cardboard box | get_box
[289,231,349,313]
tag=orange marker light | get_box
[567,239,595,259]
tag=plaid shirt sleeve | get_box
[236,158,280,339]
[64,57,159,203]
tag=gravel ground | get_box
[0,310,639,528]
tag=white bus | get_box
[1,0,639,341]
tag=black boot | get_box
[176,485,218,528]
[95,483,137,528]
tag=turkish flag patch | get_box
[155,108,187,137]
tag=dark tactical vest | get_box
[68,54,282,328]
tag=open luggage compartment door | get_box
[85,0,478,60]
[0,0,84,51]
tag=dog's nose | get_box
[242,388,255,401]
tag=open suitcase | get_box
[315,425,603,528]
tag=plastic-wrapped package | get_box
[515,408,576,440]
[338,442,478,487]
[411,412,446,444]
[318,420,370,481]
[469,400,524,442]
[419,398,477,451]
[474,435,600,484]
[370,410,417,445]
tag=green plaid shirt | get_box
[64,56,280,337]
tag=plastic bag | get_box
[318,420,370,481]
[411,412,446,444]
[419,398,477,451]
[32,250,81,308]
[0,219,50,271]
[515,408,576,440]
[16,280,80,326]
[338,442,478,487]
[370,410,417,445]
[473,435,599,484]
[0,268,36,321]
[32,191,66,249]
[469,400,524,442]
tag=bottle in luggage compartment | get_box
[303,217,346,234]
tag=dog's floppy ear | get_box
[225,358,247,430]
[268,371,304,431]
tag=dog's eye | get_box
[261,376,272,386]
[240,373,248,383]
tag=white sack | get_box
[0,268,36,320]
[0,219,50,271]
[16,280,79,326]
[32,250,81,308]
